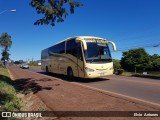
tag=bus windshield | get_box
[84,41,112,63]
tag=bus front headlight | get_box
[85,67,95,72]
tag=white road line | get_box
[17,68,160,109]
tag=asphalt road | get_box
[28,67,160,105]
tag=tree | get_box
[0,32,12,65]
[150,54,160,70]
[30,0,83,26]
[113,59,124,75]
[113,59,121,72]
[1,51,10,62]
[121,48,151,71]
[150,54,159,60]
[152,58,160,70]
[14,61,20,64]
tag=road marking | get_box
[16,68,160,109]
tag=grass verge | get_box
[29,65,41,69]
[122,71,160,79]
[0,66,22,111]
[132,73,160,80]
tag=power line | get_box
[118,42,160,51]
[111,43,160,52]
[116,35,160,43]
[153,43,160,47]
[116,39,160,49]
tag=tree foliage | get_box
[14,61,20,64]
[121,48,151,71]
[113,59,121,71]
[1,51,10,61]
[113,59,124,75]
[30,0,83,26]
[0,32,12,65]
[0,33,12,51]
[150,54,160,70]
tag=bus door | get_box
[76,43,85,78]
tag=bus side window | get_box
[66,39,77,57]
[77,43,83,60]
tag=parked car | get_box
[20,64,29,69]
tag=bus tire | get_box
[67,67,73,78]
[46,66,49,73]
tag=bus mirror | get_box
[108,41,116,51]
[81,40,87,50]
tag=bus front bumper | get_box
[84,70,114,78]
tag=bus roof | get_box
[69,36,107,40]
[55,36,108,44]
[42,36,109,51]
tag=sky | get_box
[0,0,160,61]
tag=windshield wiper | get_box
[90,55,98,63]
[90,50,102,63]
[101,58,112,62]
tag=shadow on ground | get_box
[0,72,56,95]
[14,78,53,94]
[37,72,110,83]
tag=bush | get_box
[28,61,38,66]
[117,69,124,75]
[113,59,121,73]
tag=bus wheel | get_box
[46,66,49,73]
[67,67,73,78]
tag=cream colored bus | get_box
[41,36,116,78]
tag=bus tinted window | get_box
[59,42,65,53]
[55,42,65,53]
[41,49,48,59]
[49,42,65,54]
[84,42,112,63]
[66,39,77,56]
[77,43,83,60]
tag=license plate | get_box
[99,72,106,76]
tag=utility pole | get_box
[135,67,136,73]
[32,57,33,64]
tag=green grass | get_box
[0,67,22,111]
[122,71,160,79]
[122,71,133,77]
[147,71,160,76]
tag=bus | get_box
[41,36,116,78]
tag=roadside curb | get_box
[6,66,15,80]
